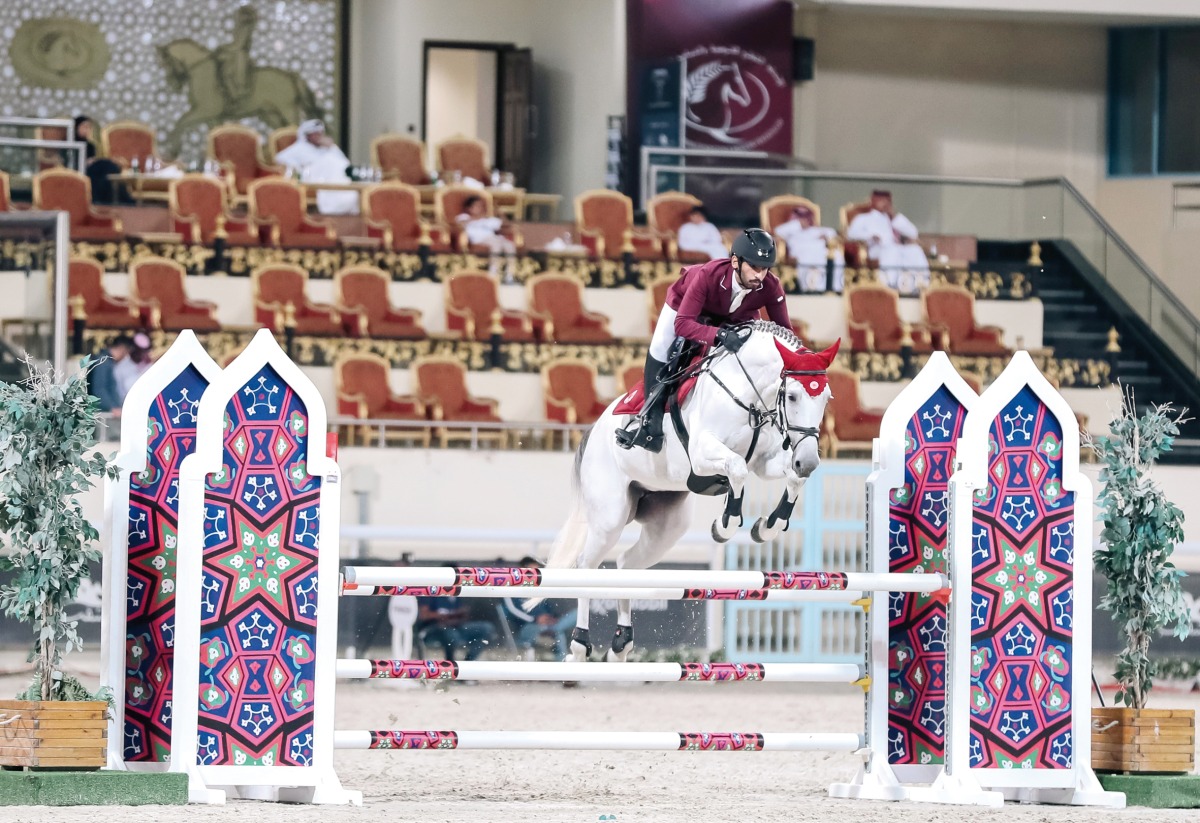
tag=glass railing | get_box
[644,164,1200,383]
[0,211,70,374]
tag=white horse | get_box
[543,321,839,661]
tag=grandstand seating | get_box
[542,358,612,425]
[413,356,504,446]
[33,169,124,241]
[646,191,706,264]
[169,174,258,245]
[335,353,429,447]
[528,274,614,343]
[436,186,523,254]
[248,178,339,248]
[129,257,220,332]
[267,126,298,164]
[445,270,535,342]
[372,133,432,186]
[334,265,426,339]
[99,121,161,170]
[646,274,679,335]
[253,263,349,336]
[846,283,940,353]
[823,367,886,457]
[208,123,281,200]
[68,257,139,330]
[362,182,451,252]
[435,135,490,184]
[922,284,1010,356]
[575,189,669,261]
[0,171,11,212]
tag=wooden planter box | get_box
[0,700,107,769]
[1093,707,1196,775]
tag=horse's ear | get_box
[817,338,841,368]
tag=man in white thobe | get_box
[273,119,359,216]
[675,206,728,261]
[845,190,930,291]
[773,205,844,292]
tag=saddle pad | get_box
[612,375,700,416]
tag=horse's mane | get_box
[685,61,727,105]
[744,319,805,352]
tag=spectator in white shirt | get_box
[773,205,844,292]
[457,195,516,282]
[845,189,930,291]
[273,119,358,216]
[675,206,728,261]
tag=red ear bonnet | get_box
[773,338,840,397]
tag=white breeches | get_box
[649,305,679,361]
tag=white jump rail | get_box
[341,565,950,593]
[333,730,865,752]
[342,583,867,602]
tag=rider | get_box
[616,228,793,453]
[215,5,257,104]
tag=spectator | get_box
[773,205,844,292]
[113,331,153,400]
[417,591,496,663]
[88,334,134,415]
[388,553,419,665]
[274,119,358,215]
[456,194,516,282]
[72,115,128,205]
[845,189,930,290]
[501,557,578,660]
[675,206,727,261]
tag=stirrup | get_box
[615,424,663,453]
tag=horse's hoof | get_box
[751,516,783,544]
[567,640,591,662]
[711,516,737,543]
[605,646,631,663]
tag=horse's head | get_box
[773,336,839,478]
[720,62,751,107]
[157,39,205,91]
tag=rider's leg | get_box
[616,307,677,451]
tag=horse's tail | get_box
[524,427,592,609]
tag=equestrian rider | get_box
[616,228,793,453]
[215,5,257,104]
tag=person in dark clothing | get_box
[88,334,134,415]
[417,594,497,662]
[616,228,792,452]
[72,115,128,204]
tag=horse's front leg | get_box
[751,463,806,544]
[691,432,749,543]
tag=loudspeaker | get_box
[793,37,814,82]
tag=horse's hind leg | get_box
[606,491,692,662]
[566,519,627,663]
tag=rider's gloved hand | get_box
[716,325,747,353]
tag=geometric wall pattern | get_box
[967,385,1075,771]
[193,364,322,768]
[887,385,968,768]
[123,364,209,763]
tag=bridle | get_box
[687,334,826,452]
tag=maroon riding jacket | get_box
[665,257,791,347]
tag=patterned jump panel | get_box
[887,385,968,768]
[123,364,209,763]
[968,385,1075,771]
[194,365,322,769]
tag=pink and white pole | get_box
[333,730,864,753]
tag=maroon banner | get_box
[627,0,794,155]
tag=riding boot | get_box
[615,355,668,452]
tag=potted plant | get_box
[0,358,118,769]
[1087,389,1194,774]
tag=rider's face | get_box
[735,257,768,290]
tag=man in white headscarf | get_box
[845,190,930,290]
[273,119,358,215]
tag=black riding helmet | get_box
[730,228,777,268]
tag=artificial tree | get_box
[0,359,117,701]
[1087,389,1191,709]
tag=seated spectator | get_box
[88,334,134,415]
[273,119,358,216]
[845,189,930,290]
[675,206,727,261]
[72,115,128,205]
[457,194,517,281]
[501,557,578,660]
[773,205,844,292]
[113,331,153,401]
[417,592,496,663]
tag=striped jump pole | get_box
[341,565,949,594]
[342,582,868,603]
[336,659,867,684]
[333,730,864,753]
